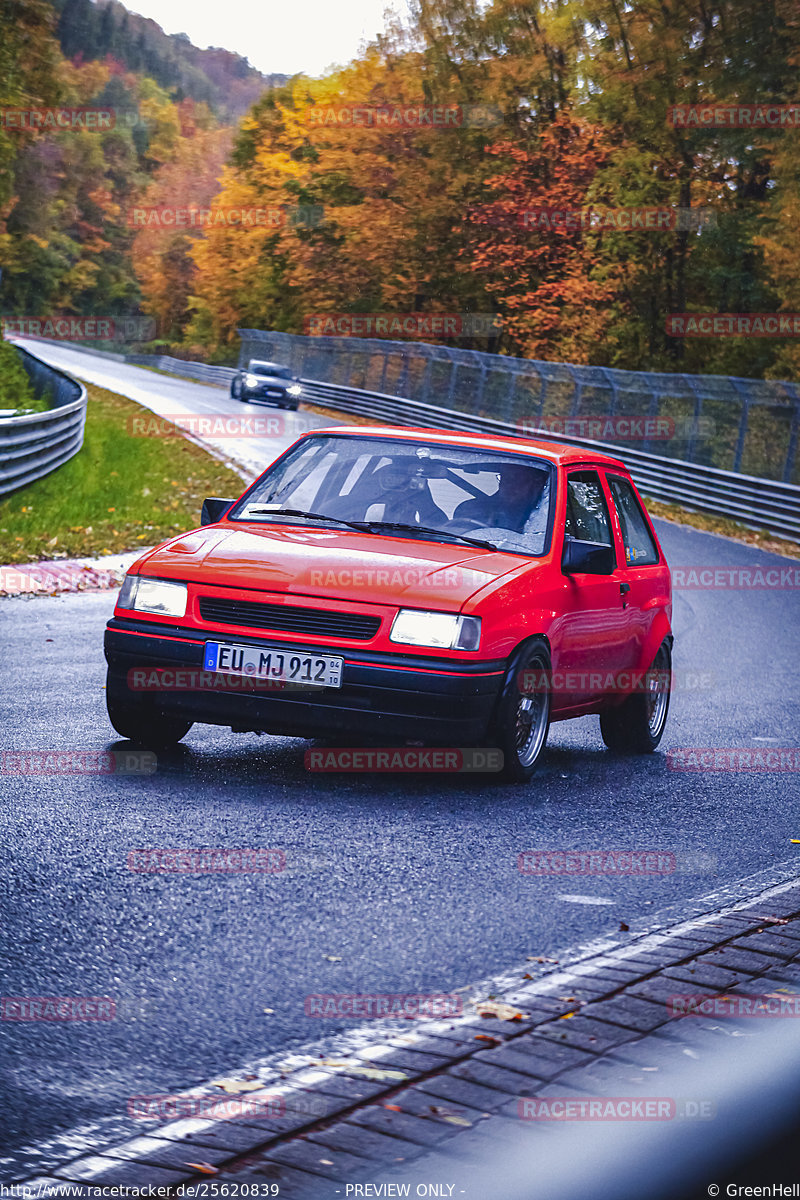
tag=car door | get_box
[603,472,666,667]
[554,468,638,707]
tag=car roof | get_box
[248,360,288,371]
[300,424,629,470]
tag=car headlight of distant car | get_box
[244,373,259,388]
[287,384,302,397]
[117,576,188,618]
[390,609,481,650]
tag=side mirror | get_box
[201,497,235,526]
[562,535,616,575]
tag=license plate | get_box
[266,389,284,397]
[203,642,343,688]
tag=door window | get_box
[607,476,659,565]
[565,471,614,546]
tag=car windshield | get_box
[249,363,293,378]
[229,434,553,556]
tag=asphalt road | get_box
[10,338,342,479]
[1,343,798,1176]
[1,520,798,1176]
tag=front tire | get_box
[230,376,242,400]
[600,639,671,753]
[488,637,551,783]
[106,670,193,746]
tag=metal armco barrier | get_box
[0,344,87,497]
[294,377,800,541]
[237,329,800,542]
[240,329,800,486]
[11,336,799,539]
[125,353,237,387]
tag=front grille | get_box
[198,597,381,641]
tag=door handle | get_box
[620,581,630,608]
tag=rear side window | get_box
[565,471,614,546]
[608,476,659,566]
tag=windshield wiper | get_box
[241,507,371,534]
[359,521,498,551]
[242,509,497,550]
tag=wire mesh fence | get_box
[239,329,800,486]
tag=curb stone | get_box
[18,873,800,1196]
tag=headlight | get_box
[117,575,188,618]
[287,384,302,396]
[244,373,259,388]
[390,609,481,650]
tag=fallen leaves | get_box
[526,956,559,964]
[475,1000,527,1021]
[210,1077,263,1094]
[429,1104,479,1126]
[320,1058,408,1082]
[185,1163,219,1175]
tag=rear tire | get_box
[600,639,671,753]
[488,637,551,783]
[106,670,193,746]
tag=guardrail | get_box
[240,328,800,486]
[0,344,87,497]
[294,377,800,541]
[126,353,237,387]
[12,337,800,540]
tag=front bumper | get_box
[104,617,505,742]
[242,384,297,406]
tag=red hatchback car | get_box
[104,426,673,782]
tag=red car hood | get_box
[135,524,526,609]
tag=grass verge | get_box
[0,383,246,564]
